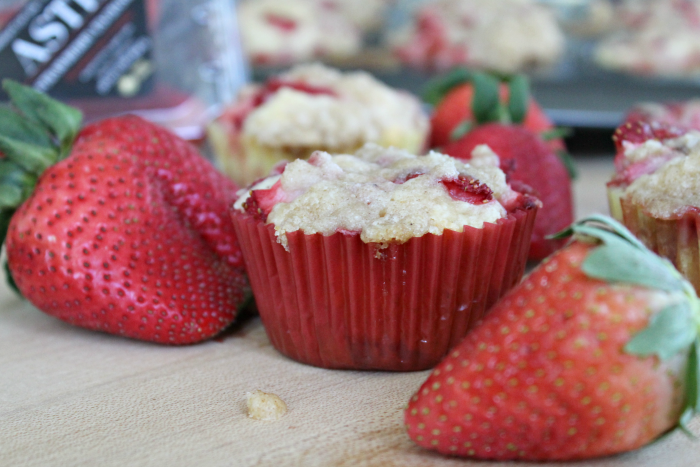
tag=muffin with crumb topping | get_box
[208,63,429,187]
[231,143,539,371]
[608,119,700,291]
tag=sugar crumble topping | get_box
[236,144,519,248]
[242,63,429,149]
[626,146,700,217]
[621,131,700,216]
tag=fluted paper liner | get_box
[233,203,538,371]
[616,194,700,293]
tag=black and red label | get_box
[0,0,154,99]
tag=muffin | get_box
[594,0,700,77]
[607,119,700,291]
[231,143,540,371]
[237,0,362,67]
[208,63,430,187]
[390,0,565,73]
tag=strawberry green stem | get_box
[0,80,83,292]
[422,68,531,127]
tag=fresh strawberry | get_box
[424,69,562,151]
[429,81,554,148]
[442,123,573,260]
[405,216,700,460]
[0,80,249,344]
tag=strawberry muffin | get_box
[231,143,539,371]
[390,0,565,73]
[625,99,700,130]
[595,0,700,77]
[208,63,430,186]
[237,0,362,67]
[607,118,700,291]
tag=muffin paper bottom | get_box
[617,196,700,293]
[233,206,537,371]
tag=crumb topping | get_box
[625,145,700,217]
[241,64,429,149]
[235,144,520,247]
[246,390,288,421]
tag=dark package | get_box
[0,0,248,143]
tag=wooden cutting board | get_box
[2,157,698,467]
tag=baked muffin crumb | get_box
[246,390,288,421]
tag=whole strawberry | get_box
[442,122,574,260]
[0,81,249,344]
[405,216,700,460]
[426,69,557,150]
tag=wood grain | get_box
[2,156,698,467]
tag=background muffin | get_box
[208,63,429,187]
[608,118,700,291]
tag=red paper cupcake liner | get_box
[619,197,700,292]
[232,202,538,371]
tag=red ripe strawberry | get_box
[0,80,249,344]
[405,216,700,460]
[430,82,555,149]
[424,69,564,153]
[442,123,573,260]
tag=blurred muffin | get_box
[390,0,565,73]
[317,0,392,33]
[626,100,700,130]
[237,0,362,66]
[231,143,539,371]
[208,63,429,186]
[607,118,700,290]
[595,0,700,77]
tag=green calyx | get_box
[0,80,82,236]
[553,215,700,434]
[0,80,82,295]
[423,68,531,136]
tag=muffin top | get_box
[391,0,564,73]
[238,0,361,66]
[238,64,429,149]
[618,130,700,216]
[234,144,525,247]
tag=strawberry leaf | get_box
[581,230,685,292]
[0,105,53,147]
[684,339,700,411]
[3,260,20,297]
[541,127,572,141]
[0,209,14,249]
[675,339,699,438]
[506,75,529,124]
[0,185,22,210]
[556,149,578,180]
[450,120,473,142]
[471,72,501,124]
[624,303,697,361]
[0,135,57,174]
[552,215,649,251]
[422,68,473,106]
[2,80,82,158]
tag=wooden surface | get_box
[2,156,699,467]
